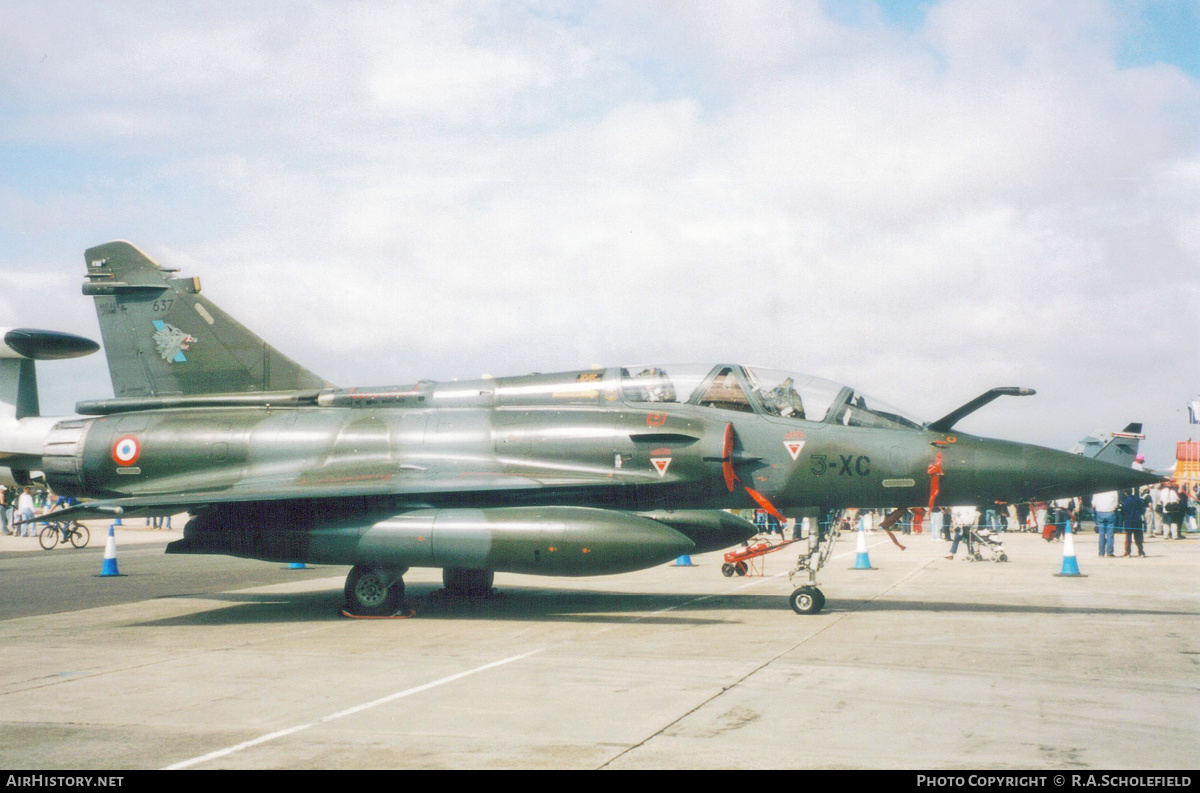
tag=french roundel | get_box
[111,435,141,466]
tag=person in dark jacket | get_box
[1118,489,1147,557]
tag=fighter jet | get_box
[0,242,1160,616]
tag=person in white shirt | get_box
[16,488,35,538]
[1092,490,1120,557]
[1146,485,1162,537]
[1160,484,1181,540]
[945,505,979,560]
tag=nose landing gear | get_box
[786,519,842,615]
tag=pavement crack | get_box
[596,556,937,769]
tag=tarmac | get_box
[0,521,1197,770]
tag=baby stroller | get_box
[967,524,1008,562]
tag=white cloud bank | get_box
[0,0,1197,465]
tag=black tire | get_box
[344,566,403,617]
[789,586,823,615]
[997,553,1008,563]
[38,525,59,550]
[442,568,494,598]
[69,523,89,549]
[734,561,748,577]
[721,563,735,577]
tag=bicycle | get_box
[38,520,90,550]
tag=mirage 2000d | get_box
[0,242,1159,616]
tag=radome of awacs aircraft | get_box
[0,242,1158,615]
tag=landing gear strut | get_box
[343,565,406,616]
[786,518,842,615]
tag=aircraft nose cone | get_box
[1031,446,1160,497]
[975,440,1162,502]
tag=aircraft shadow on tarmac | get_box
[129,583,1200,628]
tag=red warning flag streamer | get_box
[722,422,787,522]
[877,507,909,551]
[745,486,787,522]
[722,422,738,493]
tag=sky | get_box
[1,0,1197,468]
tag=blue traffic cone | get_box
[673,555,695,567]
[99,525,123,577]
[851,516,876,570]
[288,562,307,569]
[1054,521,1087,577]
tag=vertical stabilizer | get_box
[1078,422,1144,468]
[1092,423,1144,468]
[83,242,331,397]
[0,359,38,421]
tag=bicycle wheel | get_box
[69,523,90,548]
[38,525,59,550]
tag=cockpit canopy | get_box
[621,364,926,431]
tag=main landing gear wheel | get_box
[344,565,405,617]
[442,568,495,599]
[789,586,825,615]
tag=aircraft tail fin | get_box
[0,358,39,422]
[1084,422,1144,468]
[83,242,331,398]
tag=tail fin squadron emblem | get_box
[151,320,196,363]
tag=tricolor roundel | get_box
[112,435,141,466]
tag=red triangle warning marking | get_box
[651,457,672,477]
[784,440,806,461]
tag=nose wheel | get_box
[789,586,825,615]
